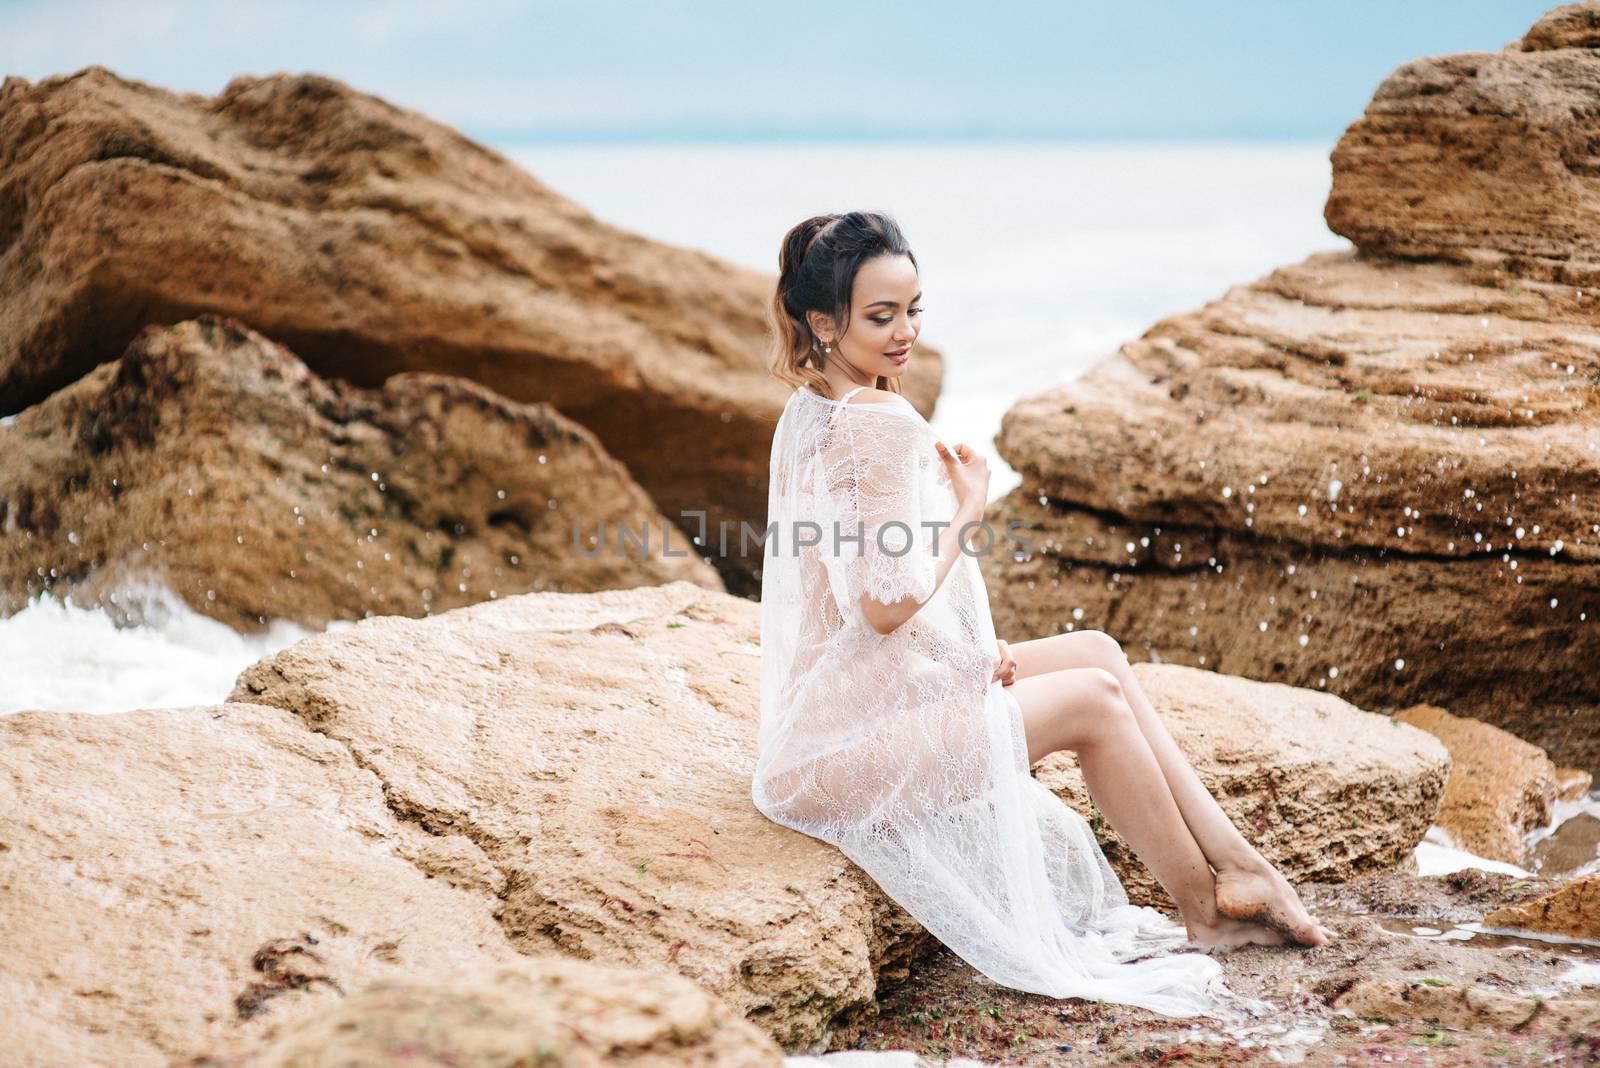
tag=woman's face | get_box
[810,253,922,381]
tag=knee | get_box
[1079,667,1134,725]
[1080,629,1129,670]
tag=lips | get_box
[884,348,910,358]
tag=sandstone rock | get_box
[0,67,943,593]
[1327,1,1600,282]
[180,957,783,1067]
[1033,663,1449,909]
[986,7,1600,775]
[1520,1,1600,50]
[1393,703,1560,867]
[1556,766,1596,802]
[0,316,721,631]
[1333,975,1600,1033]
[229,580,933,1048]
[0,703,521,1067]
[986,247,1600,775]
[1483,872,1600,939]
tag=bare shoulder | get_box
[845,388,917,412]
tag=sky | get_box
[0,0,1562,142]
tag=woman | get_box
[751,210,1334,1021]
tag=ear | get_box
[805,310,835,345]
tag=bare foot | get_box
[1213,863,1334,947]
[1183,912,1288,950]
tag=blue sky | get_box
[0,0,1560,142]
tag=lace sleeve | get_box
[818,409,941,613]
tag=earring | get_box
[823,342,832,352]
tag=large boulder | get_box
[1034,662,1450,909]
[0,316,720,631]
[1327,1,1600,282]
[0,66,944,594]
[179,957,784,1067]
[1393,703,1568,867]
[0,702,786,1066]
[228,580,933,1049]
[0,703,523,1066]
[985,6,1600,775]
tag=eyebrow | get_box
[865,291,923,309]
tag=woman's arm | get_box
[861,494,986,636]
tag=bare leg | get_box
[1008,666,1287,949]
[1008,630,1333,947]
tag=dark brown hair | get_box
[768,210,918,398]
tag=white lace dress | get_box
[752,383,1275,1020]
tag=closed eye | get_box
[870,306,923,324]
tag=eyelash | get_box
[870,307,923,324]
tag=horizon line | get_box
[478,129,1345,147]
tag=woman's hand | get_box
[935,440,990,511]
[992,638,1017,686]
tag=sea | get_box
[3,139,1594,879]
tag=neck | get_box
[820,368,874,398]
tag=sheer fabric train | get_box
[752,383,1275,1020]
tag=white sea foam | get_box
[0,576,339,716]
[1412,825,1535,878]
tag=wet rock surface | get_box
[829,866,1600,1066]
